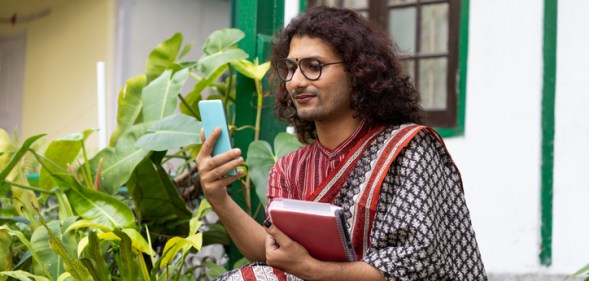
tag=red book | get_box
[268,198,356,262]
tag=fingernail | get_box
[263,219,272,228]
[233,148,241,156]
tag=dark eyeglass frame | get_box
[273,57,345,82]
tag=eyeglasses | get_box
[273,57,345,82]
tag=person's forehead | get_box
[287,35,339,59]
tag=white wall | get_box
[112,0,231,131]
[552,0,589,274]
[444,0,589,276]
[445,0,545,274]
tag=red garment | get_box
[267,121,370,203]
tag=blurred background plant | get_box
[0,28,301,281]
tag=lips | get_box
[293,93,316,103]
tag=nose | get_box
[286,66,309,90]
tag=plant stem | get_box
[81,142,94,189]
[243,75,264,215]
[3,180,53,194]
[178,94,200,120]
[253,78,263,141]
[224,64,233,108]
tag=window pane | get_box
[313,0,368,9]
[389,0,417,5]
[420,3,449,54]
[400,59,415,80]
[418,58,447,110]
[389,7,416,55]
[342,0,368,9]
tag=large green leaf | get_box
[179,64,229,118]
[247,133,303,208]
[146,32,182,83]
[39,130,95,193]
[142,68,189,122]
[135,113,201,151]
[202,28,245,55]
[0,134,45,183]
[90,124,150,195]
[197,49,248,78]
[0,229,12,278]
[274,132,304,159]
[127,157,191,236]
[0,226,52,278]
[0,270,50,281]
[0,133,44,218]
[246,141,274,208]
[51,173,135,230]
[30,218,77,280]
[109,74,147,146]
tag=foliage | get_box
[0,28,305,280]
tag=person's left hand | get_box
[264,220,317,276]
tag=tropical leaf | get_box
[65,219,112,233]
[142,68,189,123]
[0,134,45,183]
[77,229,154,257]
[51,173,135,230]
[39,130,95,194]
[274,132,304,159]
[83,231,111,281]
[179,64,229,118]
[246,141,274,208]
[110,74,147,146]
[0,134,44,218]
[202,28,245,56]
[197,49,248,78]
[0,270,50,281]
[159,233,202,270]
[30,219,77,280]
[230,60,271,81]
[0,229,12,278]
[247,133,303,208]
[126,157,191,236]
[0,226,52,278]
[146,32,182,83]
[135,113,201,151]
[90,123,150,195]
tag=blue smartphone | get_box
[198,100,237,176]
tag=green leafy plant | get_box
[0,28,303,280]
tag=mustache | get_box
[289,88,318,99]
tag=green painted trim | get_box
[434,0,468,138]
[300,0,307,12]
[540,0,557,266]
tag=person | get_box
[195,6,487,281]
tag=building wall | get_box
[0,0,230,152]
[443,0,589,276]
[0,0,114,152]
[552,0,589,274]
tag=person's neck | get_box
[315,117,362,150]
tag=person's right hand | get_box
[195,127,244,205]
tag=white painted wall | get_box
[445,0,544,274]
[112,0,230,131]
[444,0,589,276]
[552,0,589,274]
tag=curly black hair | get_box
[271,6,425,144]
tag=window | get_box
[308,0,464,131]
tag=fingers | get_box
[265,234,279,252]
[264,220,292,248]
[198,127,221,157]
